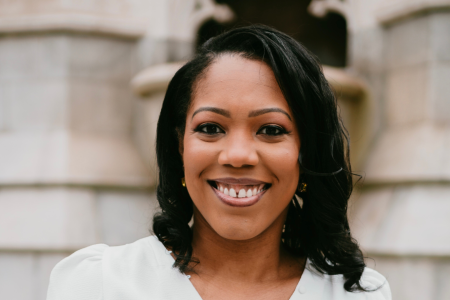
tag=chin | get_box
[212,222,263,241]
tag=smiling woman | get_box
[47,25,391,300]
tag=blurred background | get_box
[0,0,449,299]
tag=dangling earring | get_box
[298,182,307,193]
[181,177,186,187]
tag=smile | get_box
[208,178,271,207]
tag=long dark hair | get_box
[153,25,367,292]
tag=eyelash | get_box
[194,123,289,136]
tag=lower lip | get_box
[211,185,267,207]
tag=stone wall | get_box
[0,1,233,299]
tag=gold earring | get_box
[298,182,307,192]
[181,177,186,187]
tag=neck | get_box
[190,207,293,283]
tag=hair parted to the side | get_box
[153,25,369,292]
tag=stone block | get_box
[436,262,450,300]
[0,187,97,250]
[0,35,67,80]
[67,35,135,82]
[0,86,5,131]
[430,11,450,62]
[133,91,165,174]
[68,79,132,136]
[385,64,429,126]
[0,78,68,132]
[385,13,431,70]
[349,27,385,74]
[0,252,34,300]
[0,132,67,184]
[35,252,69,300]
[67,132,152,187]
[431,62,450,122]
[367,256,438,300]
[357,184,450,255]
[364,124,450,182]
[0,131,152,187]
[97,190,158,246]
[349,186,394,249]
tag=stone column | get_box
[0,1,233,300]
[350,1,450,299]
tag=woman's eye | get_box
[258,125,286,136]
[196,123,224,135]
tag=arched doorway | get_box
[196,0,347,67]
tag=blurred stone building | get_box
[0,0,449,299]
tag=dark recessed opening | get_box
[196,0,347,67]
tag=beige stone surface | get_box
[0,79,68,132]
[0,132,152,187]
[364,124,450,183]
[353,184,450,255]
[0,187,97,250]
[431,12,450,62]
[131,62,185,96]
[431,62,450,122]
[0,0,234,41]
[367,256,446,300]
[349,186,395,249]
[385,14,430,70]
[0,35,67,80]
[69,80,133,135]
[385,64,430,126]
[0,252,34,300]
[133,91,165,173]
[377,0,450,24]
[35,253,71,300]
[97,190,157,246]
[0,252,69,300]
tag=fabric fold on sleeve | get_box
[47,244,109,300]
[360,268,392,300]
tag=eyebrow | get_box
[248,108,292,121]
[192,107,231,119]
[191,106,292,121]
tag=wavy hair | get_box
[153,25,368,292]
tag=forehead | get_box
[191,55,289,111]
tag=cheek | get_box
[182,136,219,203]
[262,142,300,184]
[183,137,217,175]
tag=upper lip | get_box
[209,177,269,185]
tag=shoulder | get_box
[303,265,391,300]
[322,267,392,300]
[47,236,170,300]
[47,243,108,300]
[358,267,392,300]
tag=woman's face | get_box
[182,55,300,240]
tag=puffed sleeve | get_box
[47,244,108,300]
[360,268,392,300]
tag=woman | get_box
[47,25,391,300]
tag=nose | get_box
[218,132,259,168]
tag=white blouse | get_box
[47,236,391,300]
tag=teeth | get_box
[215,182,268,198]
